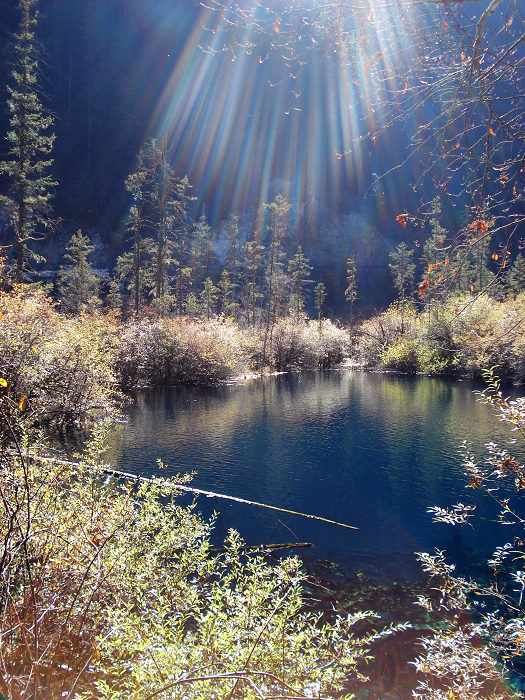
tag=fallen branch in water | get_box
[14,453,359,531]
[208,542,313,553]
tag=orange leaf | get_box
[455,142,460,149]
[427,263,434,273]
[489,128,496,136]
[461,52,466,62]
[469,219,489,233]
[492,253,499,261]
[273,18,281,33]
[470,284,474,292]
[508,15,513,26]
[444,258,450,265]
[439,237,444,245]
[455,307,459,315]
[443,18,448,30]
[418,279,429,295]
[396,212,408,228]
[452,268,457,275]
[503,259,507,268]
[19,395,27,412]
[456,251,461,259]
[513,186,517,196]
[438,272,444,282]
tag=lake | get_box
[105,370,521,580]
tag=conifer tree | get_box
[389,242,415,333]
[58,230,98,314]
[262,194,291,364]
[0,0,56,283]
[287,245,312,314]
[200,277,218,320]
[389,242,415,304]
[226,214,240,293]
[344,257,358,321]
[119,142,155,314]
[150,151,192,309]
[505,253,525,297]
[241,238,265,325]
[192,213,213,288]
[314,281,327,333]
[218,269,238,317]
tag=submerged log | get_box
[17,453,359,531]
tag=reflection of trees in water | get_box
[103,371,515,569]
[106,372,507,473]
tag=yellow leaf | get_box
[19,395,27,412]
[0,378,7,387]
[470,284,474,292]
[33,346,39,355]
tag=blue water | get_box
[105,370,522,579]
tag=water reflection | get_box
[105,370,519,578]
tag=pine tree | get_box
[58,230,98,314]
[389,242,415,303]
[287,245,312,314]
[0,0,56,283]
[421,198,452,304]
[192,213,213,288]
[225,214,241,307]
[241,238,265,325]
[150,150,192,308]
[389,242,415,333]
[505,253,525,297]
[314,282,327,333]
[200,277,218,320]
[262,194,291,364]
[344,257,358,321]
[119,142,155,314]
[218,269,238,317]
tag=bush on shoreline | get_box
[0,289,350,417]
[352,294,525,382]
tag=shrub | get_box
[269,317,349,370]
[353,302,418,368]
[380,337,421,372]
[0,287,120,431]
[414,371,525,698]
[117,316,250,388]
[0,421,405,699]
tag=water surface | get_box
[106,370,521,579]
